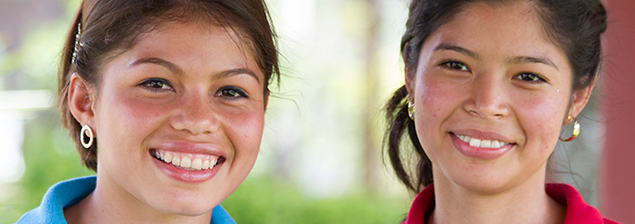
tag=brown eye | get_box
[443,61,470,71]
[214,86,248,99]
[141,78,174,92]
[517,73,546,83]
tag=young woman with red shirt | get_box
[384,0,618,223]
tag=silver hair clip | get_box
[71,22,83,64]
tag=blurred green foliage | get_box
[223,178,408,224]
[0,111,94,224]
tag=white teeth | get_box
[491,140,501,148]
[164,152,173,163]
[469,138,481,147]
[480,140,491,148]
[456,134,509,148]
[171,156,181,166]
[180,156,192,168]
[155,150,219,170]
[192,158,202,170]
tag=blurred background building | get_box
[0,0,633,223]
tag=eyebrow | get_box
[131,57,184,75]
[214,68,261,84]
[433,43,480,59]
[130,57,260,83]
[507,56,559,71]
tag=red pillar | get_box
[601,0,635,222]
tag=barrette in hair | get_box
[71,22,83,64]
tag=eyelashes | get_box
[438,60,548,84]
[140,78,174,92]
[139,78,249,99]
[514,72,547,83]
[441,60,470,72]
[214,86,249,99]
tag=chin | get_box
[143,189,222,217]
[152,200,216,217]
[459,180,513,195]
[444,168,519,195]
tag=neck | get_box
[63,174,213,224]
[428,167,565,224]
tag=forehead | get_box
[136,21,257,65]
[149,19,255,54]
[443,2,543,45]
[424,1,569,68]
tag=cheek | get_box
[94,88,176,159]
[516,92,567,153]
[217,107,263,189]
[227,110,263,138]
[420,88,454,117]
[104,93,170,136]
[413,73,465,159]
[415,74,463,130]
[218,105,265,159]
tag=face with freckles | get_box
[406,2,593,194]
[75,21,266,216]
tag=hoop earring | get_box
[407,96,415,120]
[80,125,94,148]
[559,116,580,142]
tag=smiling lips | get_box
[151,149,220,171]
[451,133,515,160]
[454,134,511,148]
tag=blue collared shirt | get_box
[16,176,235,224]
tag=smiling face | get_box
[83,21,266,216]
[406,2,592,194]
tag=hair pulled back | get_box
[58,0,280,171]
[385,0,607,193]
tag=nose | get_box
[170,91,219,135]
[463,72,510,119]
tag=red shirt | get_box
[403,183,620,224]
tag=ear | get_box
[68,73,96,128]
[403,42,415,97]
[263,91,270,109]
[405,67,414,97]
[565,76,597,125]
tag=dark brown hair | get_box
[384,0,607,193]
[58,0,280,171]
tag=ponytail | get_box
[384,86,432,193]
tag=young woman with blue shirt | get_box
[18,0,279,223]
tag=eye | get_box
[140,78,174,92]
[215,86,248,99]
[441,60,470,72]
[515,72,547,83]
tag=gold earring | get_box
[407,96,415,120]
[559,116,580,142]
